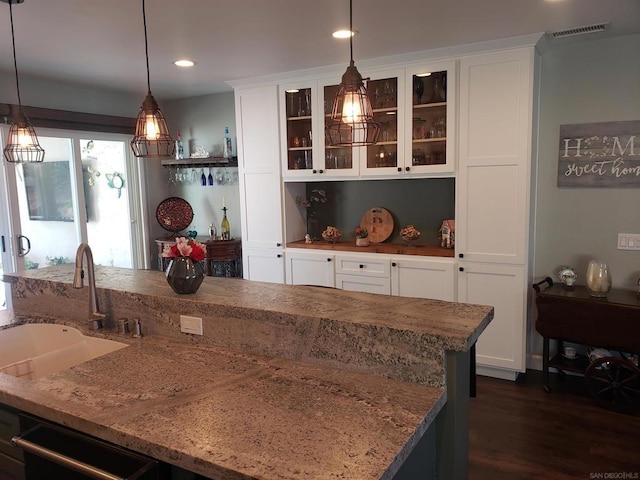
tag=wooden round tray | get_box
[360,207,394,243]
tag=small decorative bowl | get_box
[400,224,420,246]
[322,226,342,243]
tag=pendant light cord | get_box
[349,0,353,63]
[142,0,151,94]
[8,0,23,108]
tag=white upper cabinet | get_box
[235,85,284,252]
[279,62,455,181]
[456,48,534,265]
[404,60,457,176]
[280,80,320,180]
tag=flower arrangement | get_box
[321,226,342,243]
[296,189,327,210]
[161,237,206,261]
[355,227,368,238]
[400,225,421,246]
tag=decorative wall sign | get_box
[557,120,640,188]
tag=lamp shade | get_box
[3,108,45,163]
[130,94,175,158]
[326,60,380,146]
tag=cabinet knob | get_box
[459,253,464,258]
[397,167,402,172]
[327,258,332,262]
[359,264,364,269]
[276,242,282,247]
[312,169,317,174]
[319,169,324,174]
[392,262,397,267]
[277,254,282,258]
[405,166,410,171]
[459,267,464,272]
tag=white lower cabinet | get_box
[335,274,391,295]
[457,262,526,380]
[285,249,456,300]
[243,248,285,284]
[285,250,334,287]
[390,256,456,301]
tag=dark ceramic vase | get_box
[165,256,205,294]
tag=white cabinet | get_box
[235,85,284,282]
[457,47,537,379]
[404,60,457,176]
[334,253,392,294]
[285,250,334,287]
[335,274,391,295]
[390,256,456,301]
[284,249,456,300]
[457,262,526,378]
[456,48,534,265]
[243,248,285,284]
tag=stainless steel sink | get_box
[0,324,128,380]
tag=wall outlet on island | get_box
[180,315,203,335]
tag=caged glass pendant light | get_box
[2,0,45,164]
[325,0,380,147]
[130,0,174,158]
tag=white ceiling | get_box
[1,0,640,101]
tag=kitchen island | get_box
[1,266,493,479]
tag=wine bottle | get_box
[223,126,232,159]
[175,131,184,160]
[221,207,230,240]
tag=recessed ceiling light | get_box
[332,29,355,39]
[174,59,195,68]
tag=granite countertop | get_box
[1,266,494,479]
[0,310,444,480]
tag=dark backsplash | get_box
[307,178,455,245]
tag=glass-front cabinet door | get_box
[360,70,405,177]
[280,81,317,179]
[320,79,359,178]
[405,60,456,175]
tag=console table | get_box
[533,277,640,413]
[155,238,242,278]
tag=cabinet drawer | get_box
[0,407,22,460]
[335,255,390,277]
[0,451,25,480]
[335,274,391,295]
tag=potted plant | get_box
[355,227,369,247]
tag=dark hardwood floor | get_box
[469,370,640,480]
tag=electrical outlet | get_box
[617,233,640,251]
[180,315,203,335]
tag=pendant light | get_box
[2,0,45,164]
[130,0,174,158]
[325,0,380,146]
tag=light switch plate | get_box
[180,315,203,335]
[617,233,640,251]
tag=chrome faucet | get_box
[73,243,106,330]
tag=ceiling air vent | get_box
[551,23,609,39]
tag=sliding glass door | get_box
[0,127,148,310]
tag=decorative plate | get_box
[360,207,394,243]
[156,197,193,233]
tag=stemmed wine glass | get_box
[414,76,424,105]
